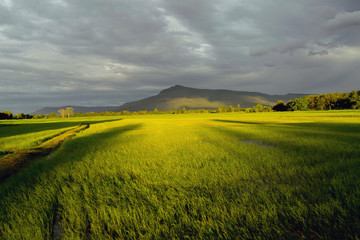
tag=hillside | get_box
[113,85,307,111]
[33,85,308,114]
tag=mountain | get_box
[33,106,117,115]
[113,85,307,112]
[33,85,308,114]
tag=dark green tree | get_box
[17,113,25,119]
[1,111,13,119]
[272,101,287,111]
[49,112,57,118]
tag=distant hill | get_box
[113,85,307,112]
[33,85,308,114]
[33,106,117,115]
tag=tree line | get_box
[1,90,359,119]
[272,90,360,111]
[0,111,34,120]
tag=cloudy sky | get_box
[1,0,360,113]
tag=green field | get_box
[0,117,120,154]
[0,111,360,239]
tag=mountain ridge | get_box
[34,85,308,114]
[113,85,307,112]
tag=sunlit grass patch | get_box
[0,111,359,239]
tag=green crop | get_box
[0,111,359,239]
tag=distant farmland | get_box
[1,111,360,239]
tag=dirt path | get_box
[0,123,89,181]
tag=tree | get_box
[324,93,333,110]
[228,105,235,112]
[254,104,264,113]
[217,106,227,113]
[58,109,66,118]
[49,112,57,118]
[1,111,13,119]
[263,106,272,112]
[272,101,287,111]
[17,113,24,119]
[295,98,309,111]
[180,107,187,114]
[316,96,326,110]
[353,101,360,109]
[66,107,74,118]
[306,95,318,110]
[287,98,309,111]
[0,112,11,119]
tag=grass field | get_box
[0,117,120,154]
[0,111,360,239]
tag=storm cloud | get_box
[1,0,360,113]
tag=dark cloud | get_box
[1,0,360,113]
[250,48,270,57]
[278,40,307,54]
[325,11,360,32]
[250,40,307,57]
[308,50,329,56]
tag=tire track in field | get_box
[0,123,90,181]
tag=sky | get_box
[1,0,360,113]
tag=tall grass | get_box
[0,111,359,239]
